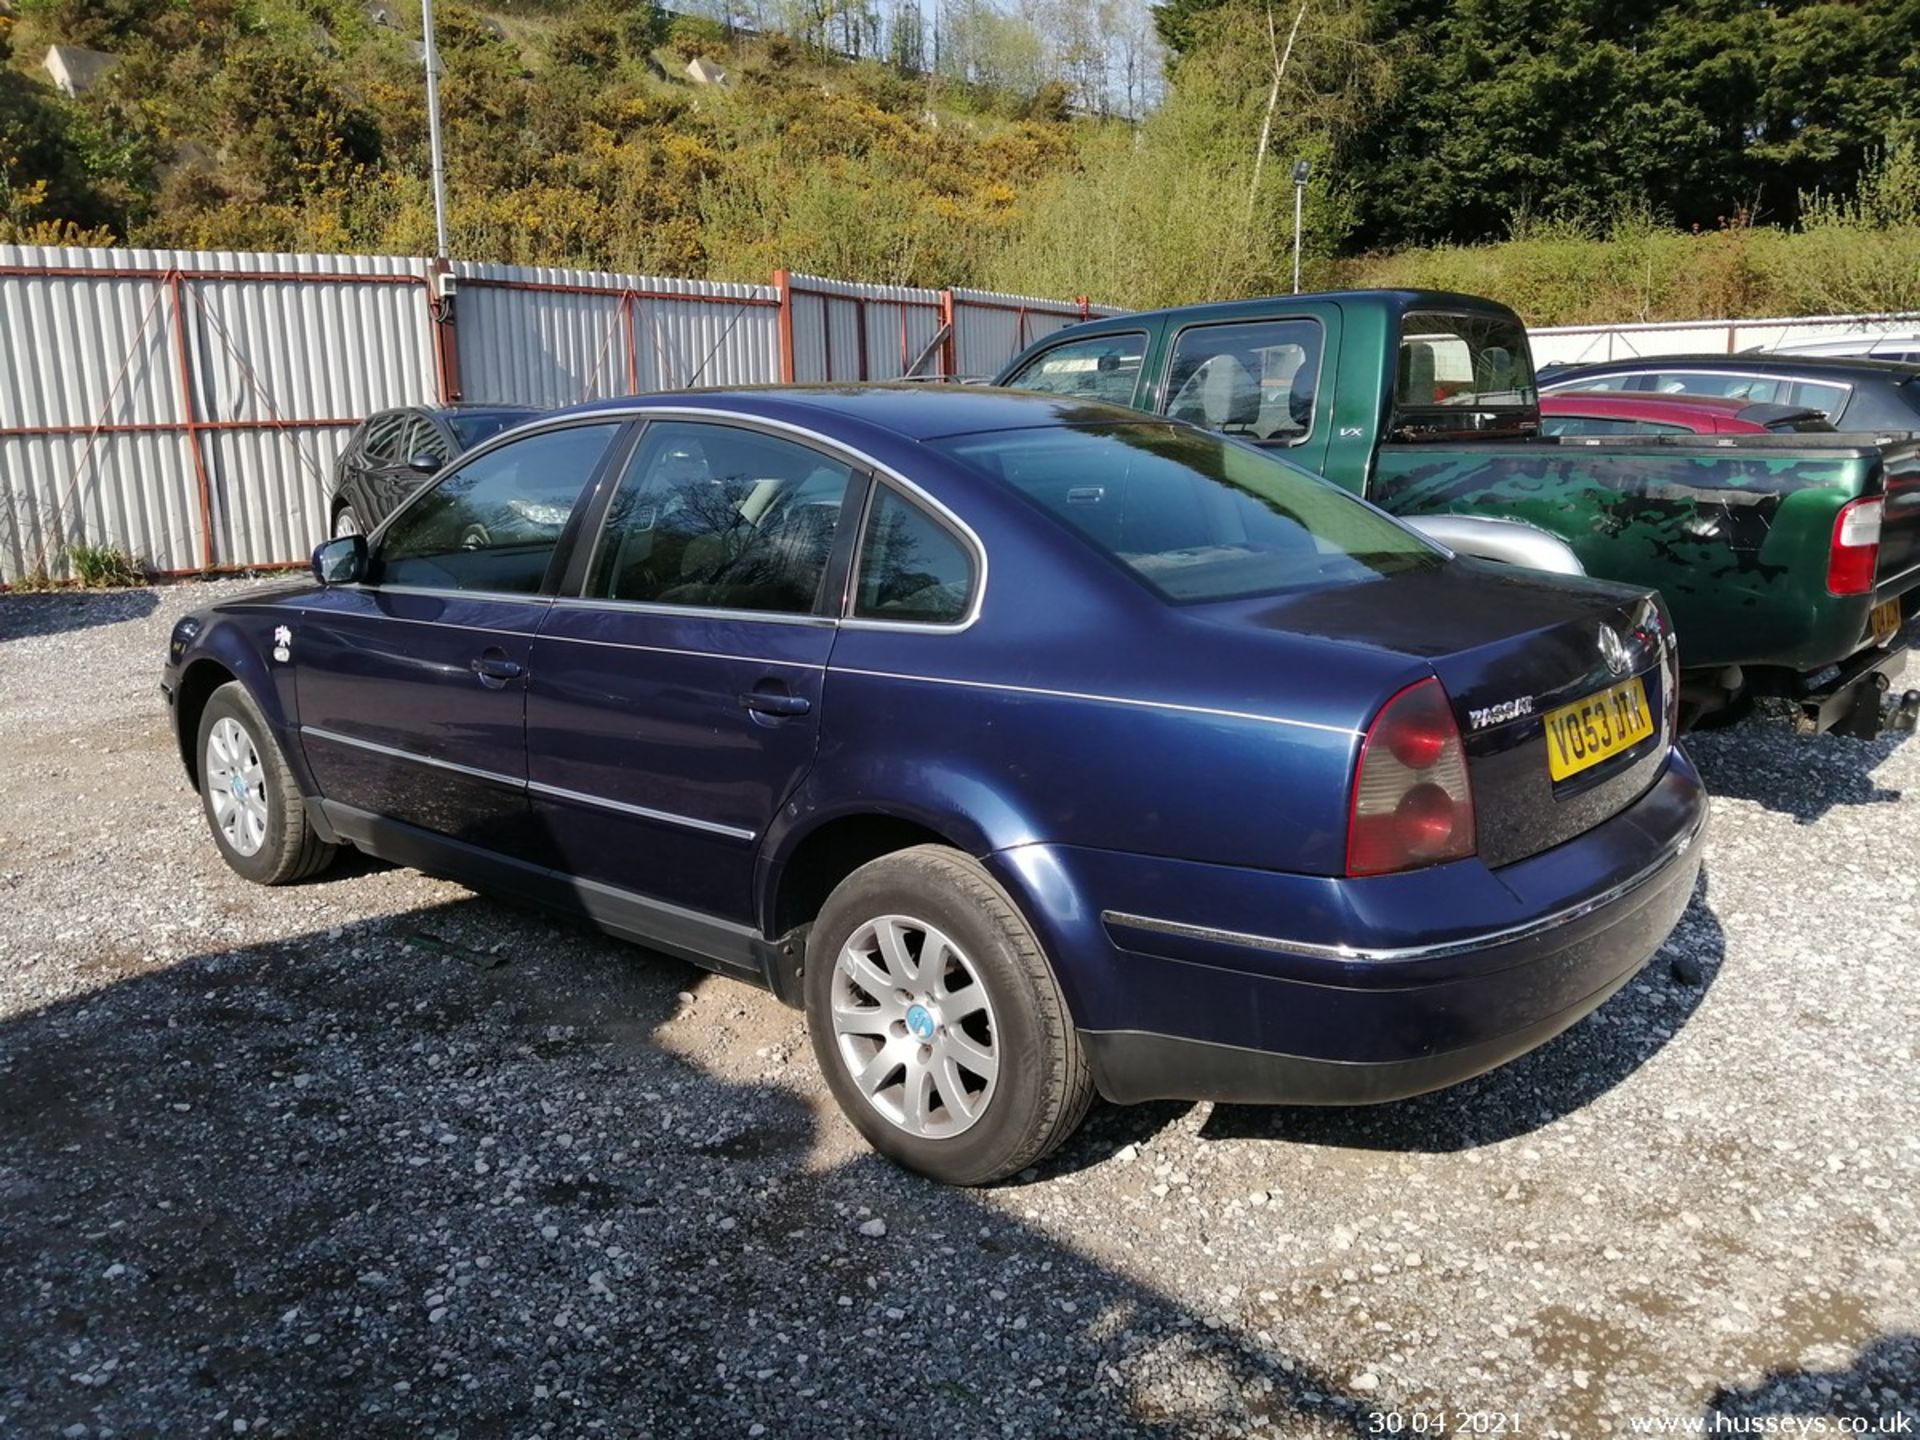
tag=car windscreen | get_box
[447,412,528,449]
[932,423,1443,604]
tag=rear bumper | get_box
[989,749,1708,1107]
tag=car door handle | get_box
[470,652,524,684]
[740,691,811,717]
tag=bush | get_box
[64,542,143,587]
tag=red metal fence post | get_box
[167,270,218,572]
[624,291,641,393]
[938,289,957,377]
[774,269,797,383]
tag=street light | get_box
[1291,159,1311,295]
[421,0,450,259]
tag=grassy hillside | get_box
[4,0,1918,324]
[0,0,1089,286]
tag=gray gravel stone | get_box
[0,583,1916,1437]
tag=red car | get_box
[1539,391,1834,437]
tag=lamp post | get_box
[421,0,450,259]
[1290,159,1305,293]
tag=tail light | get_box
[1827,497,1883,596]
[1346,677,1477,877]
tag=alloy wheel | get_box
[830,914,1000,1139]
[205,716,270,857]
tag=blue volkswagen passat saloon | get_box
[163,388,1707,1184]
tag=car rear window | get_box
[933,423,1442,604]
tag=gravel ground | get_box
[1,581,1915,1439]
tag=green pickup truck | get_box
[994,289,1920,736]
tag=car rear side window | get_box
[853,486,975,625]
[1791,380,1848,421]
[935,423,1441,604]
[376,422,619,594]
[588,421,855,615]
[1001,333,1146,407]
[1164,318,1321,445]
[362,411,406,460]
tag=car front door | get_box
[526,418,860,927]
[295,420,628,853]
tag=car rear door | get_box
[524,418,861,926]
[295,419,627,852]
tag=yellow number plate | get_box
[1544,676,1655,782]
[1871,597,1902,647]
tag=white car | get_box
[1756,332,1920,364]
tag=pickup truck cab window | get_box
[1164,318,1322,446]
[999,332,1147,407]
[587,420,855,616]
[375,421,620,594]
[1393,312,1538,439]
[852,485,976,624]
[935,422,1440,604]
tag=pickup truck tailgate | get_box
[1874,436,1920,592]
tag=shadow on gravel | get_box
[0,900,1373,1438]
[1703,1332,1918,1423]
[1687,720,1906,824]
[1200,866,1727,1155]
[0,588,159,641]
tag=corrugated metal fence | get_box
[0,245,1108,584]
[1529,309,1920,368]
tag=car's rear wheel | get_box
[332,504,362,538]
[805,845,1092,1185]
[197,682,339,886]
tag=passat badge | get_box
[1469,696,1534,730]
[272,625,292,663]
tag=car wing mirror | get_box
[312,534,368,586]
[409,452,444,474]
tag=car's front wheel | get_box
[197,682,339,886]
[805,845,1092,1185]
[332,504,362,538]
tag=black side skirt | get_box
[314,799,788,997]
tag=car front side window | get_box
[374,422,620,595]
[588,421,856,616]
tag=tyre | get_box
[196,681,339,886]
[805,845,1093,1185]
[332,504,362,538]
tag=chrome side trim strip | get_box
[1102,805,1705,965]
[548,595,840,629]
[299,725,523,789]
[535,631,827,670]
[831,668,1360,737]
[300,726,756,841]
[527,781,756,841]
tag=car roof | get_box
[1548,353,1920,380]
[552,384,1152,441]
[1022,288,1520,341]
[1541,391,1754,417]
[1766,333,1920,353]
